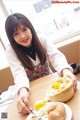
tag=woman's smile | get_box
[13,24,32,47]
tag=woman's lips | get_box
[22,38,28,42]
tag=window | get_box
[33,0,51,13]
[1,0,80,46]
[0,6,9,48]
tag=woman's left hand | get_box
[62,69,77,89]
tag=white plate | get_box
[46,102,72,120]
[62,103,72,120]
[26,102,72,120]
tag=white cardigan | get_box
[6,37,72,93]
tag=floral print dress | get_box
[25,63,51,81]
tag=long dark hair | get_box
[5,13,47,70]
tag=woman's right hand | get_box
[17,87,31,114]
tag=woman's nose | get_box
[20,33,26,38]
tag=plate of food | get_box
[26,101,72,120]
[45,77,75,102]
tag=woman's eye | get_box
[13,32,18,36]
[23,28,28,32]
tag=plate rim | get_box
[62,103,72,120]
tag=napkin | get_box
[0,85,17,106]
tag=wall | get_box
[0,42,14,92]
[49,39,80,72]
[59,40,80,64]
[0,67,14,92]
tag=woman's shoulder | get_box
[38,34,47,42]
[6,44,16,56]
[6,44,12,51]
[38,35,48,48]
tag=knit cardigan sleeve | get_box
[39,36,73,74]
[6,45,30,93]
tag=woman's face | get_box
[13,24,32,47]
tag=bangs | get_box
[11,20,28,33]
[9,19,29,36]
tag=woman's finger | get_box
[22,97,30,109]
[17,97,30,114]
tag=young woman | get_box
[5,13,77,114]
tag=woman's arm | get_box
[6,45,31,114]
[17,87,31,114]
[41,38,73,74]
[6,45,30,93]
[42,38,77,88]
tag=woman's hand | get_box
[62,69,77,89]
[17,87,31,114]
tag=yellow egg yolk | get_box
[34,100,46,110]
[52,82,61,90]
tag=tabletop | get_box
[6,73,80,120]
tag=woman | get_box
[5,13,77,114]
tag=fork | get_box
[30,109,42,120]
[37,118,42,120]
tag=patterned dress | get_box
[25,63,51,81]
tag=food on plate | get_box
[26,102,66,120]
[47,102,66,120]
[38,102,66,120]
[34,100,46,110]
[45,77,75,102]
[26,113,37,120]
[52,82,61,90]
